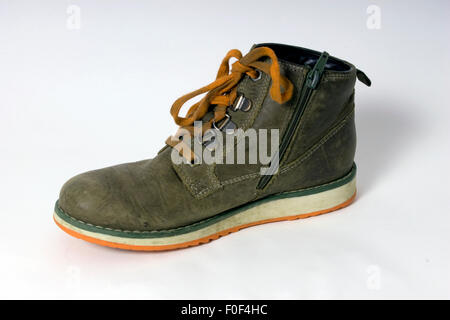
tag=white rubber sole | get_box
[54,169,356,251]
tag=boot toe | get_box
[57,169,140,231]
[58,172,110,223]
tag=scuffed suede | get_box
[58,43,368,232]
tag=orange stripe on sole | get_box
[54,191,356,251]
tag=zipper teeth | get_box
[256,85,312,189]
[257,52,329,190]
[278,87,312,156]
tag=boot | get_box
[53,43,371,251]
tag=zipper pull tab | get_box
[356,69,372,87]
[306,51,329,89]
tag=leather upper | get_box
[58,43,359,231]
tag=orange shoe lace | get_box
[166,46,293,161]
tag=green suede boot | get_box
[54,43,371,251]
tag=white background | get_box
[1,0,449,299]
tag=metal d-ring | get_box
[213,113,231,131]
[232,94,252,112]
[251,69,262,82]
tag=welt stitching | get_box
[57,161,352,235]
[57,204,228,234]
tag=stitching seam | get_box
[197,109,354,192]
[280,110,354,174]
[57,163,353,235]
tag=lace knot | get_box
[166,46,294,161]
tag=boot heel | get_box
[266,168,356,221]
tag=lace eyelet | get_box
[251,70,262,82]
[212,113,231,130]
[232,94,252,112]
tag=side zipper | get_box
[256,51,330,190]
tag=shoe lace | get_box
[166,46,293,161]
